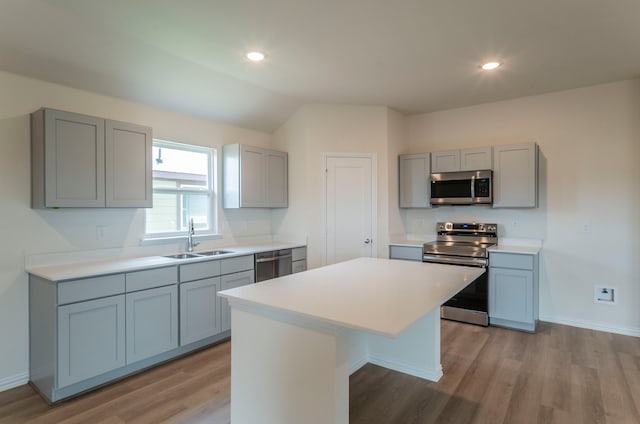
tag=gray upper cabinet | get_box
[431,150,460,173]
[223,144,288,208]
[105,120,152,207]
[431,147,492,173]
[31,108,152,208]
[460,147,492,171]
[32,109,106,208]
[493,143,538,208]
[399,153,431,208]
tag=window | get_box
[145,140,217,238]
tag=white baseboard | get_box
[349,357,369,375]
[0,372,29,393]
[540,315,640,337]
[368,355,443,382]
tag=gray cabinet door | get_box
[266,149,288,207]
[493,143,538,208]
[389,245,423,261]
[220,270,255,332]
[489,267,533,323]
[57,295,125,387]
[223,144,289,208]
[399,153,430,208]
[126,285,178,363]
[460,147,492,171]
[180,277,221,345]
[240,145,267,207]
[105,120,152,208]
[431,150,460,173]
[42,109,106,207]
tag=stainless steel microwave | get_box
[430,170,492,205]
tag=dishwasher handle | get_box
[255,254,292,263]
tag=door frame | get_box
[322,152,378,266]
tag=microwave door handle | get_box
[470,175,475,198]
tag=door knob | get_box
[364,238,372,244]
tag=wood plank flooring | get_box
[1,320,638,423]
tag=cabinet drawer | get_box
[180,260,221,282]
[389,245,423,261]
[292,247,306,262]
[292,260,307,273]
[221,255,253,275]
[490,253,534,270]
[58,274,125,305]
[126,266,177,292]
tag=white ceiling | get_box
[2,0,639,132]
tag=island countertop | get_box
[219,257,484,338]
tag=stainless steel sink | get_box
[163,253,203,259]
[197,250,233,256]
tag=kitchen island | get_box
[218,257,484,424]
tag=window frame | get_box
[143,139,220,241]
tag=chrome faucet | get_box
[186,218,200,252]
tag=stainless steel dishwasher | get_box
[255,249,293,282]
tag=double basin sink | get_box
[164,250,234,260]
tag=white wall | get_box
[272,104,392,268]
[405,79,640,335]
[0,71,274,388]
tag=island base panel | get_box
[366,309,442,381]
[230,308,349,424]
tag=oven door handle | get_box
[422,255,487,267]
[470,175,475,199]
[255,255,292,263]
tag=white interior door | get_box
[324,154,376,265]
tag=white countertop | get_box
[26,242,304,281]
[219,257,484,338]
[488,245,540,254]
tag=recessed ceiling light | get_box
[481,61,501,70]
[246,51,265,62]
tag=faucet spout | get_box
[186,218,200,252]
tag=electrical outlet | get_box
[582,223,592,234]
[512,221,519,229]
[96,225,107,241]
[594,286,615,304]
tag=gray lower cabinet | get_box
[489,251,539,332]
[179,254,255,343]
[220,270,255,332]
[57,295,126,387]
[126,285,178,363]
[29,252,262,402]
[389,245,423,261]
[292,246,307,273]
[180,277,221,345]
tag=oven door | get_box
[441,268,488,326]
[255,249,293,282]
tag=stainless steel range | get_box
[423,222,497,326]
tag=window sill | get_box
[140,233,223,246]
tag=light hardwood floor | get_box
[1,321,639,423]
